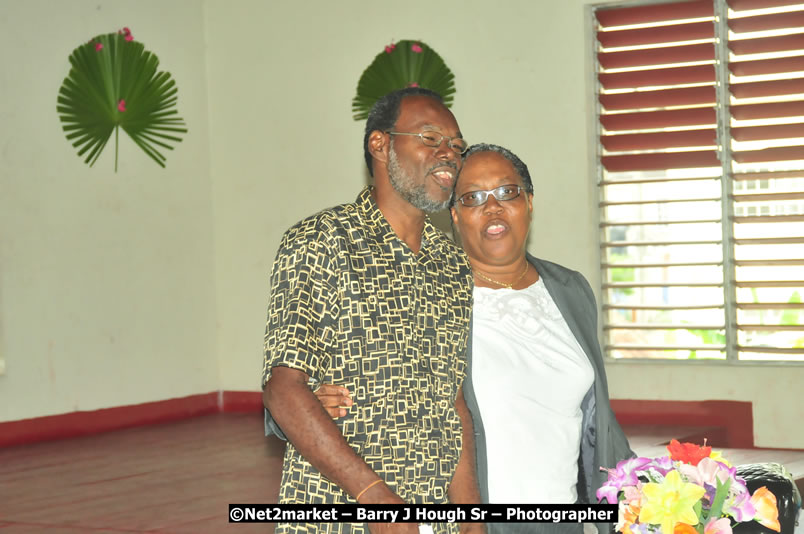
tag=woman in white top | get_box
[302,144,632,533]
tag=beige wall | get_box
[1,0,801,448]
[0,0,219,421]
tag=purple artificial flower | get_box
[596,457,652,504]
[724,475,756,521]
[597,481,620,505]
[646,455,675,476]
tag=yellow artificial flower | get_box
[639,470,707,534]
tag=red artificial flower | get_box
[117,99,127,112]
[667,439,712,466]
[384,42,396,54]
[95,42,103,52]
[411,43,423,53]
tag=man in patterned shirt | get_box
[262,88,483,534]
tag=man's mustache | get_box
[428,161,458,173]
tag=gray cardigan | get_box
[462,254,633,533]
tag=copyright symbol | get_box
[230,507,244,522]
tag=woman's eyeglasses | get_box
[456,184,524,207]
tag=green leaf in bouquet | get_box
[57,29,187,171]
[352,40,456,121]
[705,476,731,523]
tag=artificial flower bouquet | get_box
[598,440,781,534]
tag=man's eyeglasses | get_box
[385,131,468,155]
[456,184,525,207]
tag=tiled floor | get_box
[0,413,801,533]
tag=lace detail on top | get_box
[473,277,564,325]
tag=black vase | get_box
[732,462,801,534]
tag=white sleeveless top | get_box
[471,277,594,504]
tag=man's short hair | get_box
[363,87,445,177]
[462,143,534,193]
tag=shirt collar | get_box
[355,186,444,260]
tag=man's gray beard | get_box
[387,144,450,214]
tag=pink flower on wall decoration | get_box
[117,99,126,112]
[411,43,422,53]
[95,42,103,52]
[408,82,419,87]
[384,42,396,54]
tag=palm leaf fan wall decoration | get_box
[57,28,187,171]
[352,40,456,121]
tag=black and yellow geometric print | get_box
[263,187,473,534]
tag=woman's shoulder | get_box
[527,254,596,303]
[527,254,583,281]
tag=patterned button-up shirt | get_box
[263,187,473,533]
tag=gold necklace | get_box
[474,262,529,289]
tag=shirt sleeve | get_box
[262,227,340,388]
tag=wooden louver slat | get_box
[733,146,804,163]
[601,151,720,171]
[728,10,804,33]
[731,100,804,120]
[731,123,804,142]
[596,0,714,28]
[599,65,715,90]
[728,0,804,11]
[598,43,715,69]
[729,56,804,77]
[730,79,804,99]
[601,108,716,131]
[601,129,716,151]
[729,34,804,56]
[599,86,716,111]
[597,21,715,48]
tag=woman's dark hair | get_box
[461,143,533,193]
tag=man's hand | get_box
[314,384,352,418]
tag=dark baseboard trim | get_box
[0,390,264,448]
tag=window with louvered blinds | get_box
[594,0,804,361]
